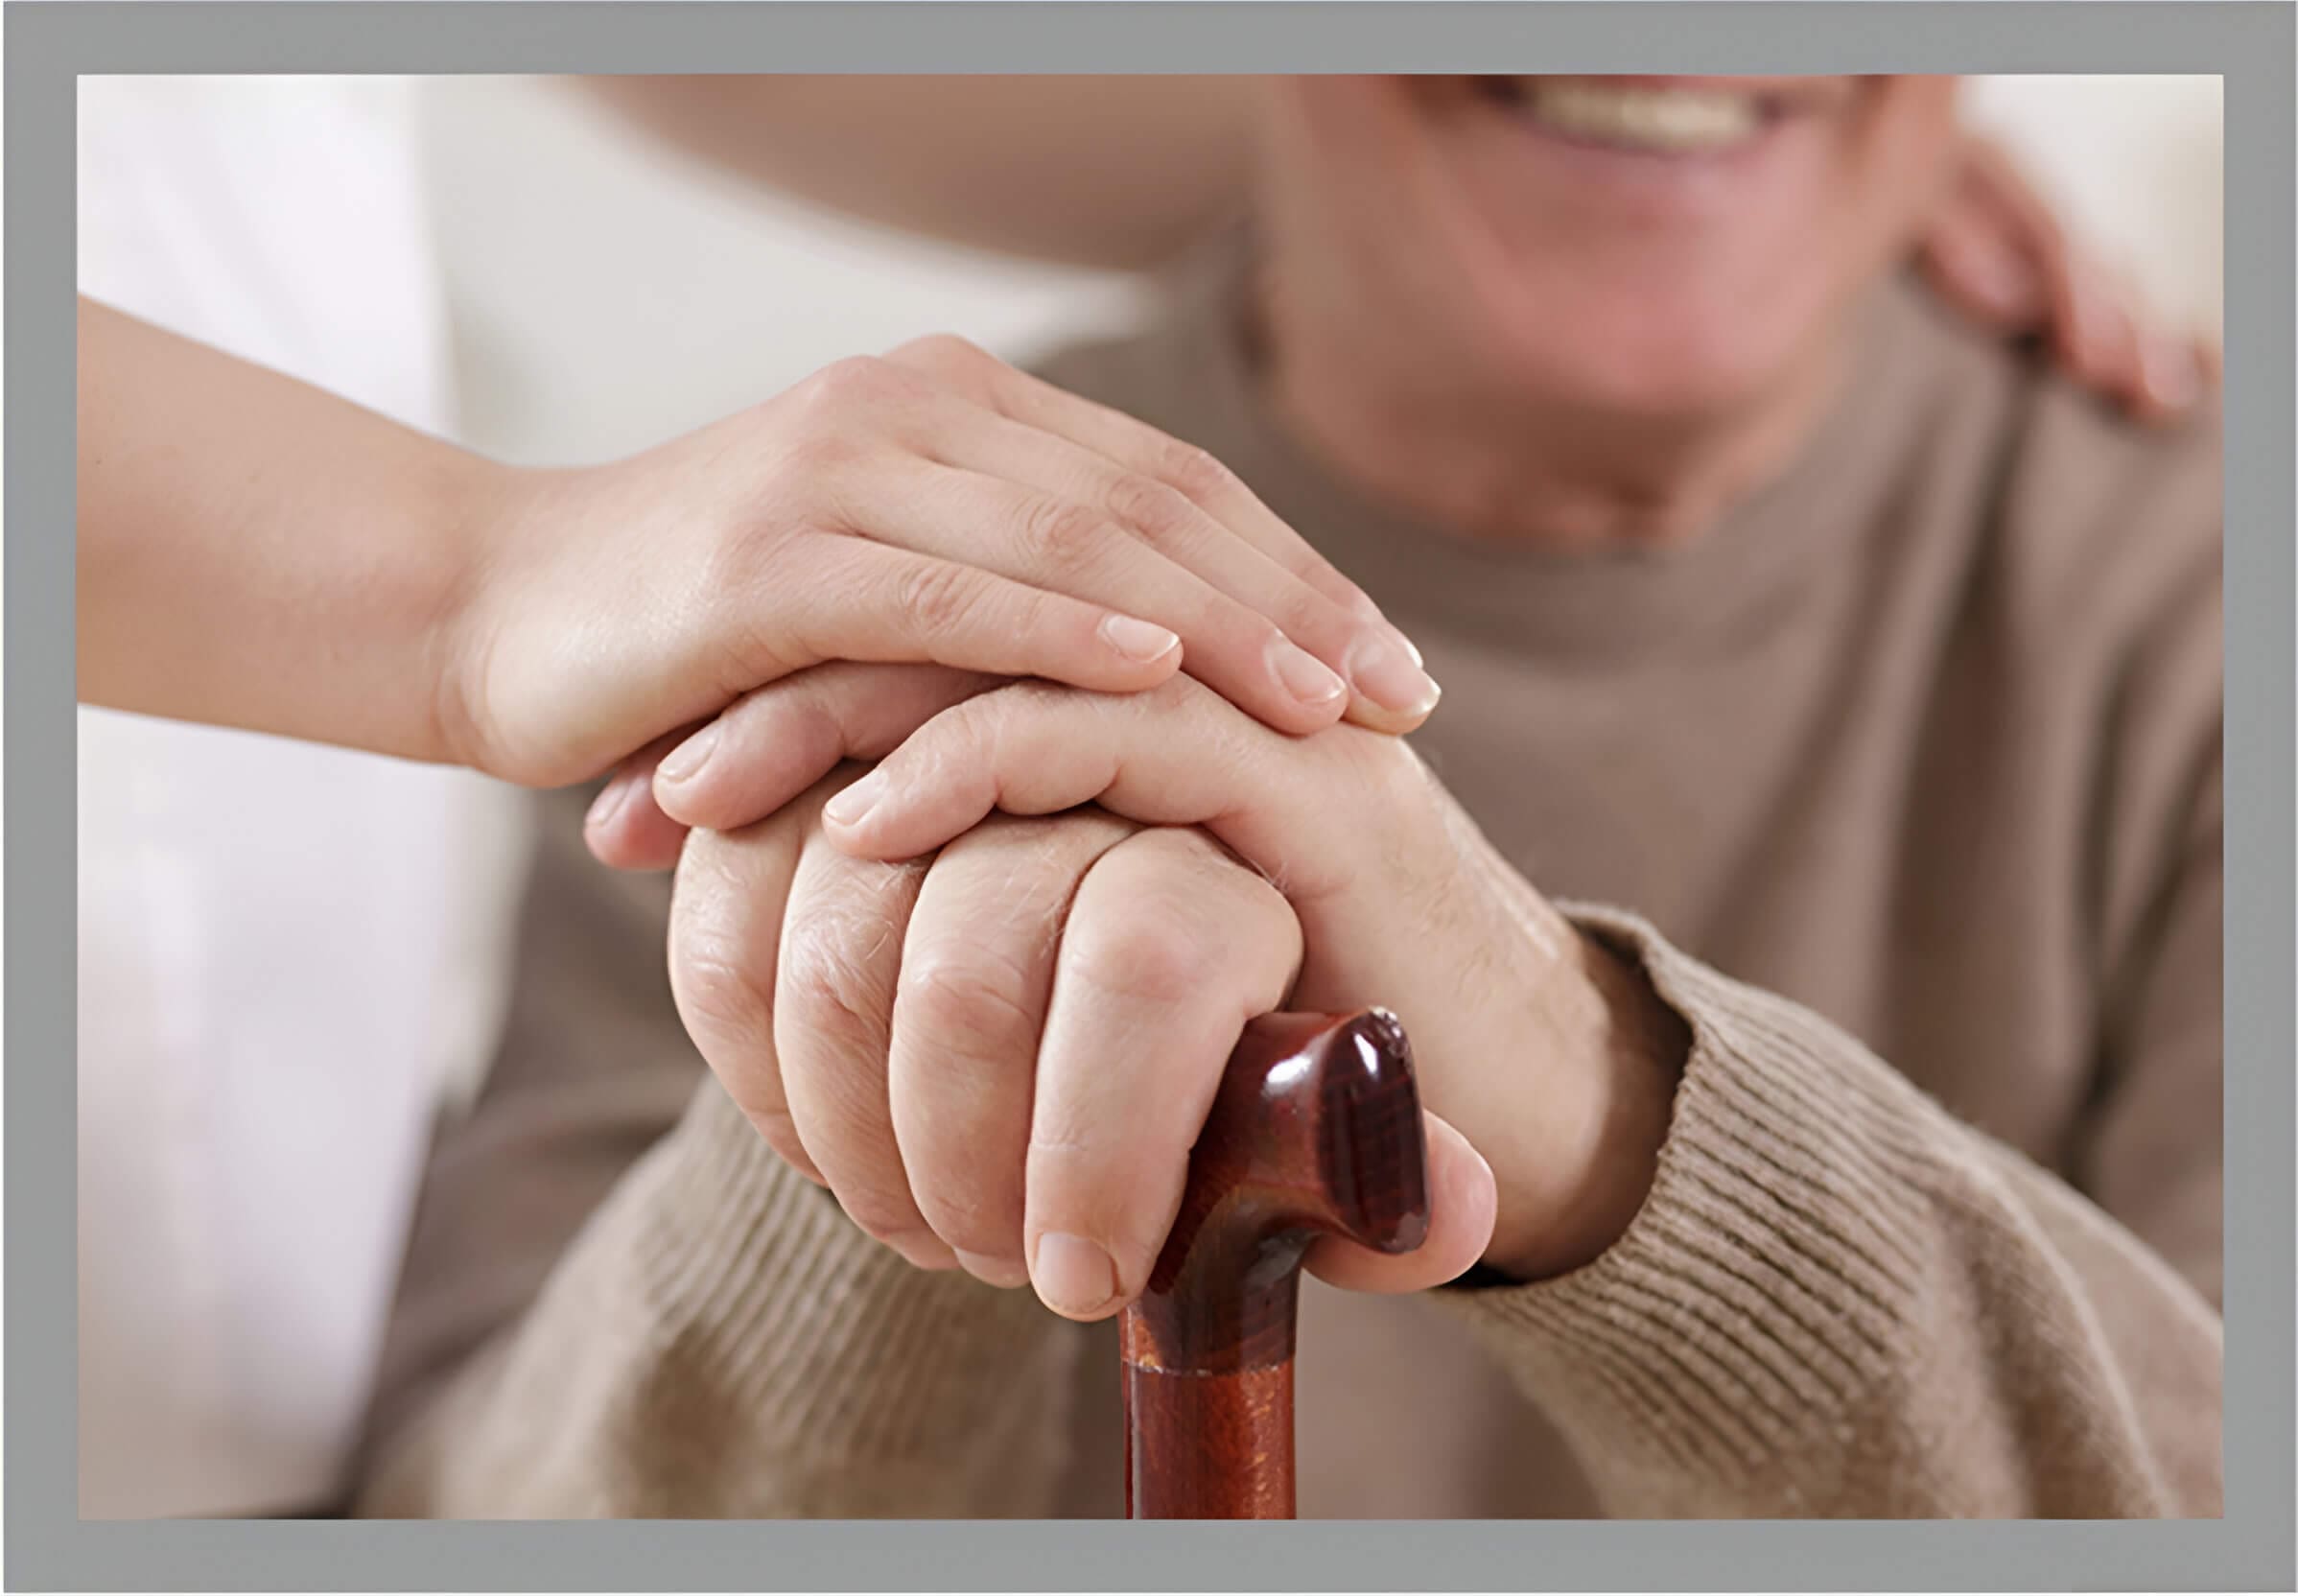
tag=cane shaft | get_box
[1119,1010,1426,1520]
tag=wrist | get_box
[1479,920,1690,1282]
[1310,772,1686,1282]
[424,453,556,781]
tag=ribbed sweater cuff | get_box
[626,1078,1061,1467]
[1436,904,1948,1490]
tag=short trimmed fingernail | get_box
[1389,623,1425,669]
[1032,1232,1116,1316]
[1348,633,1442,717]
[823,769,888,827]
[656,722,719,785]
[584,774,633,832]
[1101,614,1182,664]
[954,1249,1031,1289]
[1271,639,1348,710]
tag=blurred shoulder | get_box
[1893,275,2221,653]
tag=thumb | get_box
[1304,1111,1498,1294]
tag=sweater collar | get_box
[1149,235,1949,664]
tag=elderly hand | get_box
[657,664,1688,1293]
[668,776,1499,1316]
[447,333,1436,799]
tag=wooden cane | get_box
[1119,1009,1430,1519]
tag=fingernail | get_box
[1101,614,1182,664]
[656,722,720,785]
[1032,1232,1116,1317]
[584,774,633,832]
[1270,639,1348,710]
[823,769,887,827]
[1389,623,1425,669]
[954,1249,1032,1289]
[1348,633,1442,717]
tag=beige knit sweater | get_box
[351,257,2222,1520]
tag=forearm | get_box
[77,296,505,763]
[356,1077,1080,1518]
[1440,907,2224,1519]
[581,77,1257,270]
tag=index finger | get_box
[1023,827,1304,1320]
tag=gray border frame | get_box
[10,4,2290,1589]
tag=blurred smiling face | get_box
[1262,75,1965,420]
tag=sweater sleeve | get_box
[1432,899,2222,1519]
[349,787,1082,1519]
[1431,380,2227,1523]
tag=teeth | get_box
[1521,82,1763,154]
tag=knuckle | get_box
[980,676,1070,726]
[1156,830,1288,915]
[891,557,987,640]
[670,939,776,1047]
[899,951,1039,1053]
[1017,498,1115,572]
[1104,473,1205,550]
[1155,439,1243,506]
[1272,583,1345,644]
[939,683,1046,770]
[779,922,897,1047]
[726,683,840,778]
[1074,909,1217,1007]
[801,354,897,411]
[891,332,989,377]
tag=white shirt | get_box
[76,75,521,1519]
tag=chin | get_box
[1359,72,1946,421]
[1477,272,1839,427]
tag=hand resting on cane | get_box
[667,763,1499,1314]
[659,660,1691,1312]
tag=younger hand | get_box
[445,334,1438,792]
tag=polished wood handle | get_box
[1120,1009,1429,1519]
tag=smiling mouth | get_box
[1475,77,1788,157]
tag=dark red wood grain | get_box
[1120,1009,1429,1519]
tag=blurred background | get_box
[428,74,2223,469]
[77,74,2222,1519]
